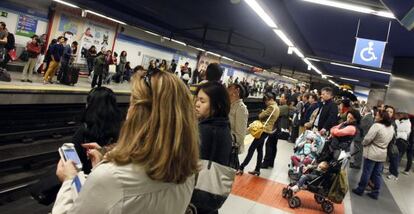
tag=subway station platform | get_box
[1,136,412,214]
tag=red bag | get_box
[8,49,17,61]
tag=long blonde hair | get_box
[107,71,199,183]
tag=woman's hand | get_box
[82,143,104,168]
[56,159,78,182]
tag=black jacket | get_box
[199,117,233,167]
[316,99,339,131]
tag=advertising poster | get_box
[197,52,220,72]
[16,14,38,37]
[52,13,116,64]
[77,21,112,64]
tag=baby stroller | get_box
[288,130,325,181]
[282,150,356,213]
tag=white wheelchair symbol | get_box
[360,41,377,62]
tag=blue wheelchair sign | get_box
[352,38,386,68]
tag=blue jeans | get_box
[355,158,383,197]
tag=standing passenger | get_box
[53,71,199,213]
[194,81,233,214]
[21,35,40,83]
[86,45,97,76]
[227,83,249,154]
[43,36,66,84]
[237,92,279,176]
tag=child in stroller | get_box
[288,130,325,180]
[282,152,351,213]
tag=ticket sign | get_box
[352,38,386,68]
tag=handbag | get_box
[8,49,17,61]
[228,134,240,169]
[248,105,276,139]
[108,64,116,74]
[191,129,236,212]
[387,134,399,157]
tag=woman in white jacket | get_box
[388,111,411,180]
[53,70,200,214]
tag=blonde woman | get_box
[53,70,199,214]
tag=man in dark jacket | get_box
[43,36,66,84]
[313,87,339,135]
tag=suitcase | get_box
[60,66,79,85]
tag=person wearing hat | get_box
[388,109,411,179]
[227,83,249,155]
[43,36,66,84]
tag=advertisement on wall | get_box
[52,13,116,64]
[197,52,220,72]
[16,14,38,37]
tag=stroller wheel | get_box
[286,189,293,198]
[322,201,334,213]
[314,194,325,204]
[282,188,288,198]
[288,196,301,208]
[185,204,197,214]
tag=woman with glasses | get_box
[53,70,200,213]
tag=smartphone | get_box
[59,143,83,170]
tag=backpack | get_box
[0,68,11,82]
[5,33,15,50]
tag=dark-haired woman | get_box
[352,110,395,200]
[86,45,97,76]
[237,92,279,176]
[73,87,122,174]
[227,83,249,155]
[194,81,233,214]
[327,109,361,160]
[118,51,127,83]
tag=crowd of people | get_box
[3,22,412,213]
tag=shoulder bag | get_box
[248,105,276,139]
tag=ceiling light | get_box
[330,62,392,75]
[244,0,278,28]
[171,39,186,46]
[273,29,294,47]
[85,10,126,25]
[340,77,360,82]
[187,45,206,52]
[360,67,391,75]
[322,75,327,79]
[206,51,221,57]
[306,57,321,62]
[292,47,304,58]
[144,30,160,37]
[330,62,360,69]
[302,0,395,19]
[303,58,312,66]
[287,47,294,55]
[328,80,336,85]
[221,56,234,61]
[307,65,311,71]
[325,75,333,78]
[53,0,79,8]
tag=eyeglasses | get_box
[143,68,160,93]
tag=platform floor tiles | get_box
[220,136,410,214]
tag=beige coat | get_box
[259,102,279,134]
[305,107,319,129]
[362,123,395,162]
[229,99,249,153]
[52,162,195,214]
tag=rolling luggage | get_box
[60,66,79,85]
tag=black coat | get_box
[199,117,233,167]
[316,99,339,131]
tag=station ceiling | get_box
[68,0,414,88]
